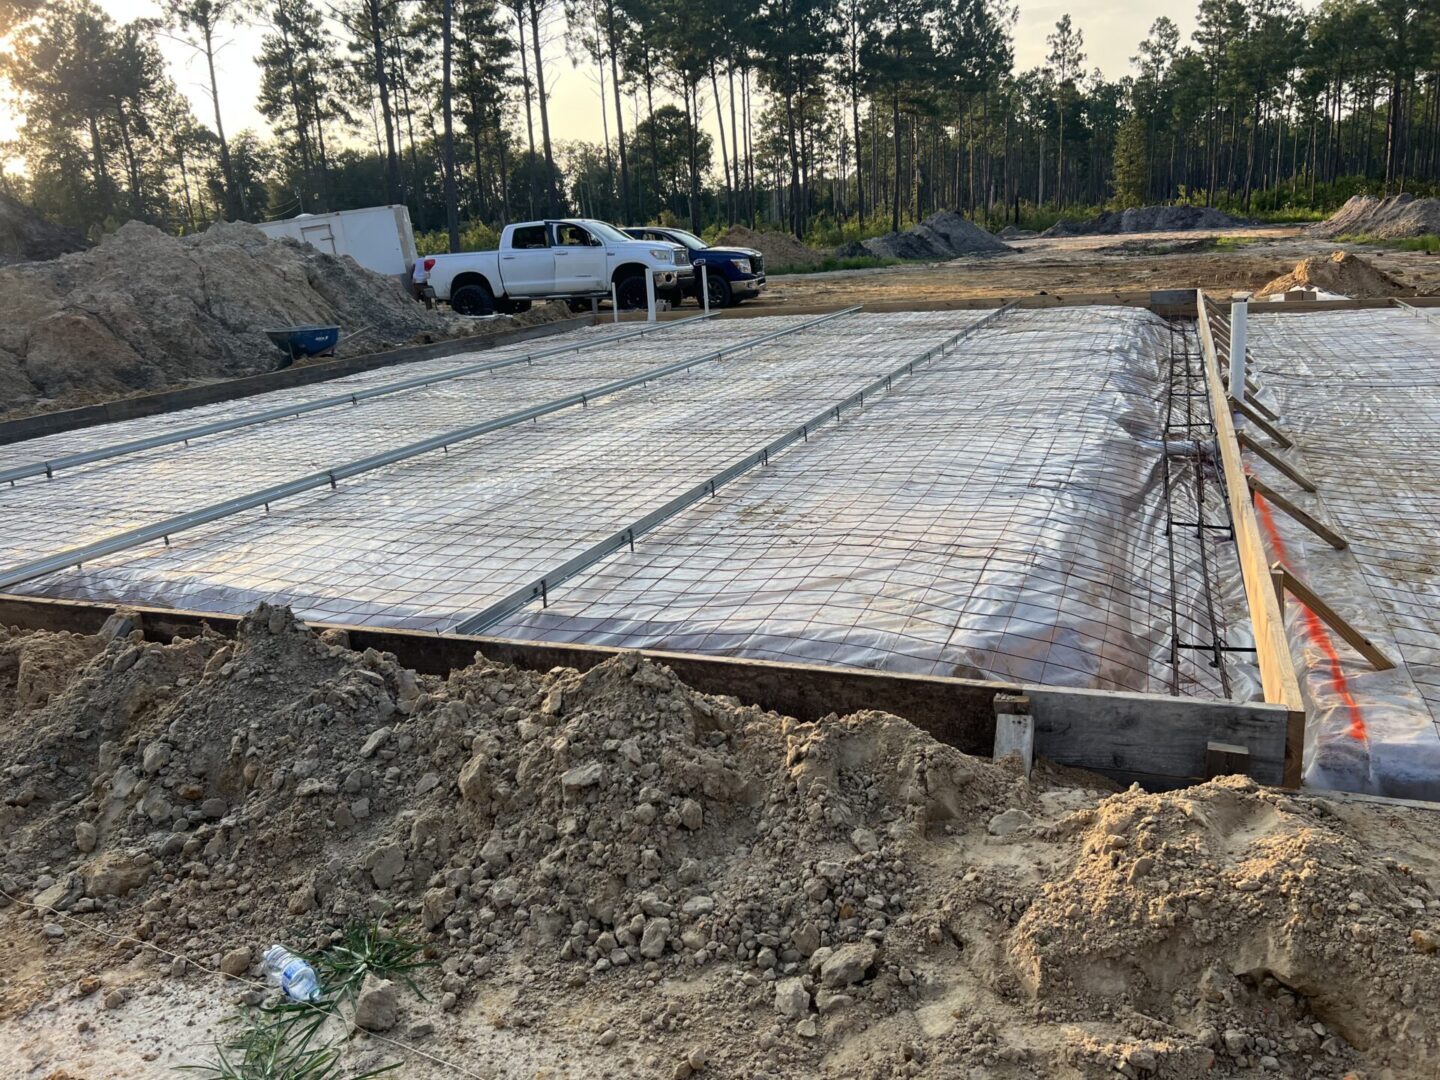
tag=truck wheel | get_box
[451,282,495,317]
[615,275,648,310]
[705,273,733,309]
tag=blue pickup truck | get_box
[622,226,765,308]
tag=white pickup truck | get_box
[421,218,693,315]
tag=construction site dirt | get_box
[7,220,1440,1080]
[753,228,1440,308]
[3,608,1439,1078]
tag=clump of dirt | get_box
[3,605,1439,1078]
[1044,205,1243,236]
[712,225,826,269]
[0,221,569,418]
[848,210,1013,260]
[1254,250,1412,299]
[0,194,88,266]
[1310,193,1440,239]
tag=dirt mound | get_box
[3,606,1439,1077]
[1254,250,1410,299]
[857,210,1012,260]
[1310,193,1440,239]
[0,220,566,418]
[1043,205,1243,237]
[997,225,1037,240]
[712,225,825,269]
[0,194,88,265]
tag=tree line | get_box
[2,0,1438,248]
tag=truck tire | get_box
[705,273,733,309]
[451,281,495,317]
[615,274,647,310]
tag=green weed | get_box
[177,920,430,1079]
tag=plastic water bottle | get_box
[261,945,321,1002]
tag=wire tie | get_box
[163,535,170,547]
[328,471,337,490]
[540,580,548,607]
[628,530,635,552]
[44,463,52,479]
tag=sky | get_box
[7,0,1211,163]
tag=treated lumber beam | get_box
[1272,566,1397,672]
[0,592,1293,787]
[1237,432,1317,492]
[1197,291,1305,787]
[1247,475,1348,550]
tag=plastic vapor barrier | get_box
[1247,309,1440,798]
[495,308,1251,697]
[5,309,1251,701]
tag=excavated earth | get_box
[1254,250,1411,299]
[1309,194,1440,239]
[0,221,569,420]
[2,606,1440,1078]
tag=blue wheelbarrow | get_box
[266,324,341,368]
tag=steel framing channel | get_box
[0,307,860,592]
[452,302,1019,636]
[0,312,719,486]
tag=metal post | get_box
[1228,300,1248,401]
[645,273,657,323]
[611,283,619,323]
[700,264,710,315]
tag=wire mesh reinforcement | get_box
[0,316,822,567]
[1246,308,1440,795]
[10,312,983,624]
[0,313,715,485]
[8,308,1250,700]
[0,308,859,591]
[492,308,1246,697]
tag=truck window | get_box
[511,225,549,249]
[553,223,596,247]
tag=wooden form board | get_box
[0,592,1294,787]
[1195,290,1306,786]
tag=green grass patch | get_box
[769,255,903,275]
[1209,236,1265,251]
[1333,232,1440,251]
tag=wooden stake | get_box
[1241,390,1280,422]
[1206,741,1252,779]
[1237,431,1317,492]
[1247,475,1347,550]
[1272,564,1397,671]
[1230,395,1294,448]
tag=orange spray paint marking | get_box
[1252,486,1367,742]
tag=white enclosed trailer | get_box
[255,205,418,282]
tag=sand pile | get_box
[712,225,825,269]
[0,221,566,419]
[1254,250,1411,299]
[1044,205,1243,236]
[840,210,1012,261]
[3,606,1440,1077]
[0,194,88,265]
[1310,193,1440,239]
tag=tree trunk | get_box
[366,0,402,205]
[527,0,559,213]
[442,0,460,250]
[605,0,630,222]
[203,25,240,218]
